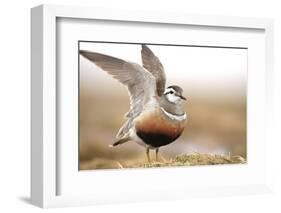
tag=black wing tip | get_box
[79,50,105,61]
[141,44,149,50]
[79,50,90,56]
[79,50,104,64]
[79,50,89,59]
[141,44,155,56]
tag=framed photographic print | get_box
[78,41,247,170]
[31,4,274,208]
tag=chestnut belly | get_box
[135,108,186,148]
[136,131,181,147]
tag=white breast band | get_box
[160,107,187,121]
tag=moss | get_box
[132,152,246,168]
[80,152,246,170]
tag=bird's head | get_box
[163,85,186,104]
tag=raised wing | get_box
[80,50,157,138]
[141,44,166,96]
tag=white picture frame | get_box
[31,4,274,208]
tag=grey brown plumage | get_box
[141,44,166,96]
[80,45,187,162]
[80,50,157,138]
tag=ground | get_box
[125,152,246,168]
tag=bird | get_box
[80,44,187,162]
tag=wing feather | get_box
[80,50,157,138]
[141,45,166,96]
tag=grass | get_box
[80,152,246,170]
[130,152,246,168]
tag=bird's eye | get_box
[169,91,174,94]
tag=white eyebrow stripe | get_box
[160,107,187,121]
[164,88,176,95]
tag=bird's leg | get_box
[156,148,159,162]
[146,147,151,163]
[156,149,167,163]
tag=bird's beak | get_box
[179,95,187,101]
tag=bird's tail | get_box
[109,137,131,147]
